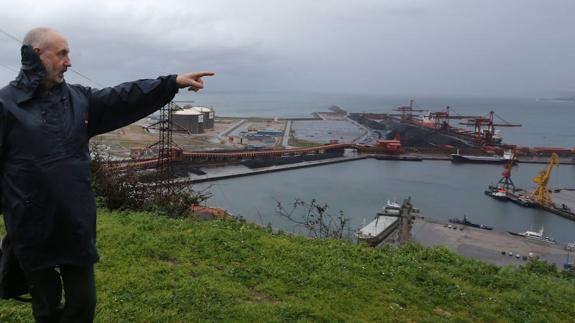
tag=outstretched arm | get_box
[87,71,215,137]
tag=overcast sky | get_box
[1,0,574,97]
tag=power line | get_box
[0,64,18,73]
[69,68,105,87]
[0,27,104,87]
[0,28,21,43]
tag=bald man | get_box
[0,27,214,322]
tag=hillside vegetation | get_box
[1,210,575,322]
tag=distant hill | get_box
[539,96,575,102]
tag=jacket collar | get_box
[9,45,49,104]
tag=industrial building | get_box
[172,108,204,134]
[183,105,215,129]
[194,106,215,129]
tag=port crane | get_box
[424,107,521,145]
[496,154,517,193]
[387,103,522,146]
[530,153,560,207]
[427,106,483,131]
[459,111,522,145]
[392,100,428,122]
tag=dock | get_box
[540,189,575,221]
[412,219,570,268]
[179,155,368,184]
[510,189,575,221]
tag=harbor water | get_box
[184,91,574,242]
[197,158,575,243]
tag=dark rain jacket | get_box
[0,45,179,273]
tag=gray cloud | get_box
[1,0,574,97]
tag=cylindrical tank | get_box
[191,106,214,129]
[172,108,204,134]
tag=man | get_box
[0,27,214,322]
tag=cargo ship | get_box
[358,200,420,246]
[450,149,515,164]
[357,202,401,246]
[448,215,493,230]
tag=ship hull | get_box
[450,154,511,164]
[449,217,493,230]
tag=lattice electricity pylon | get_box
[147,101,181,198]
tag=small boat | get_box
[448,215,493,230]
[507,227,556,244]
[515,195,534,207]
[376,200,401,216]
[484,188,509,201]
[451,149,515,164]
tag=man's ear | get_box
[33,47,42,55]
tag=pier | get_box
[412,219,570,268]
[538,190,575,221]
[177,155,368,184]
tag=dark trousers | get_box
[25,265,96,323]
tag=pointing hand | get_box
[176,71,215,92]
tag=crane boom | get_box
[530,153,560,206]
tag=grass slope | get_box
[2,210,575,322]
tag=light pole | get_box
[565,244,574,270]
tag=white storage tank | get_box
[189,106,214,129]
[172,108,204,134]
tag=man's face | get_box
[35,33,72,86]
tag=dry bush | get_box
[275,198,351,240]
[90,143,210,217]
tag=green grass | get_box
[2,210,575,322]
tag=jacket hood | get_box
[9,45,48,99]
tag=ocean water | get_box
[197,159,575,243]
[177,91,575,148]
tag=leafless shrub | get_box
[275,198,351,240]
[90,143,210,217]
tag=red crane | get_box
[459,111,522,145]
[427,106,483,131]
[486,151,517,196]
[498,156,517,193]
[392,100,428,122]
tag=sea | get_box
[176,91,575,243]
[178,91,575,148]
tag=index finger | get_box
[195,71,215,77]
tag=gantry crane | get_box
[425,107,521,145]
[459,111,522,145]
[392,100,428,122]
[427,106,483,131]
[530,153,560,207]
[496,154,517,193]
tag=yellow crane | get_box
[530,153,560,207]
